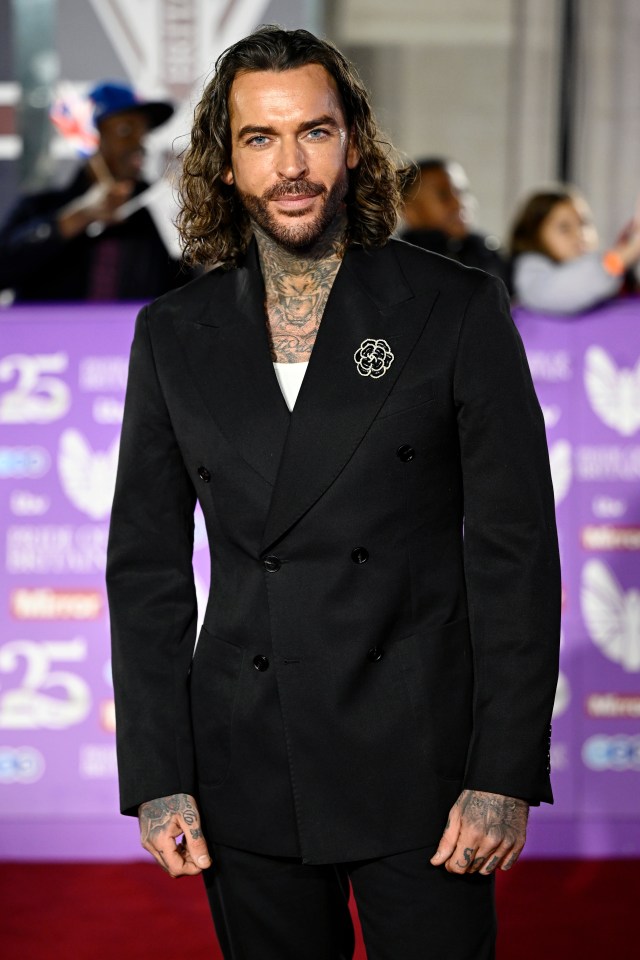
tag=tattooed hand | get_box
[430,789,529,876]
[138,793,211,878]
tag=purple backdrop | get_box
[0,300,638,860]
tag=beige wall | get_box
[326,0,636,248]
[573,0,640,247]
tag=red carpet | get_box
[1,859,634,957]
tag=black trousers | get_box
[202,842,496,960]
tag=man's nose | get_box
[276,137,308,180]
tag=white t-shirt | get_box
[273,361,309,411]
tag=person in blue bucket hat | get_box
[0,80,191,301]
[89,80,174,131]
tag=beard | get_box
[236,172,349,252]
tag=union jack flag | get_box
[49,83,99,156]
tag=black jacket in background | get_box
[0,167,192,301]
[401,228,510,290]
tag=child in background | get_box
[509,186,640,313]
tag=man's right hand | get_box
[138,793,212,878]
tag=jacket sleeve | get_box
[454,274,561,804]
[106,305,198,816]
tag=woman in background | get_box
[509,186,640,313]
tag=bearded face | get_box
[236,171,349,252]
[222,64,360,252]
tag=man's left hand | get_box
[430,789,529,875]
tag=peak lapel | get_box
[261,243,439,552]
[173,241,289,487]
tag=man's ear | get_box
[221,167,234,186]
[346,129,360,171]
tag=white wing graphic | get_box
[584,346,640,436]
[57,429,119,520]
[549,440,572,504]
[581,560,640,672]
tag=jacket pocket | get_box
[189,628,244,786]
[375,379,435,420]
[396,618,472,781]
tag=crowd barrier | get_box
[0,299,638,860]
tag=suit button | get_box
[396,444,415,462]
[263,556,281,573]
[197,466,211,482]
[367,646,384,662]
[351,547,369,564]
[253,655,269,671]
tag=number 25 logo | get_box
[0,639,91,729]
[0,353,71,423]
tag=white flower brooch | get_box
[354,338,395,379]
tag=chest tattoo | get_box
[266,275,336,362]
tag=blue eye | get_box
[307,128,329,140]
[248,135,269,146]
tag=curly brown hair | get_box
[177,25,410,268]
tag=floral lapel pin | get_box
[354,338,395,379]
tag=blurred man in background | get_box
[0,81,189,302]
[401,156,509,284]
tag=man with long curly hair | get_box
[107,25,560,960]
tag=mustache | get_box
[263,179,324,200]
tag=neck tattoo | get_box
[254,216,347,363]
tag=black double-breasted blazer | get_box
[106,238,561,865]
